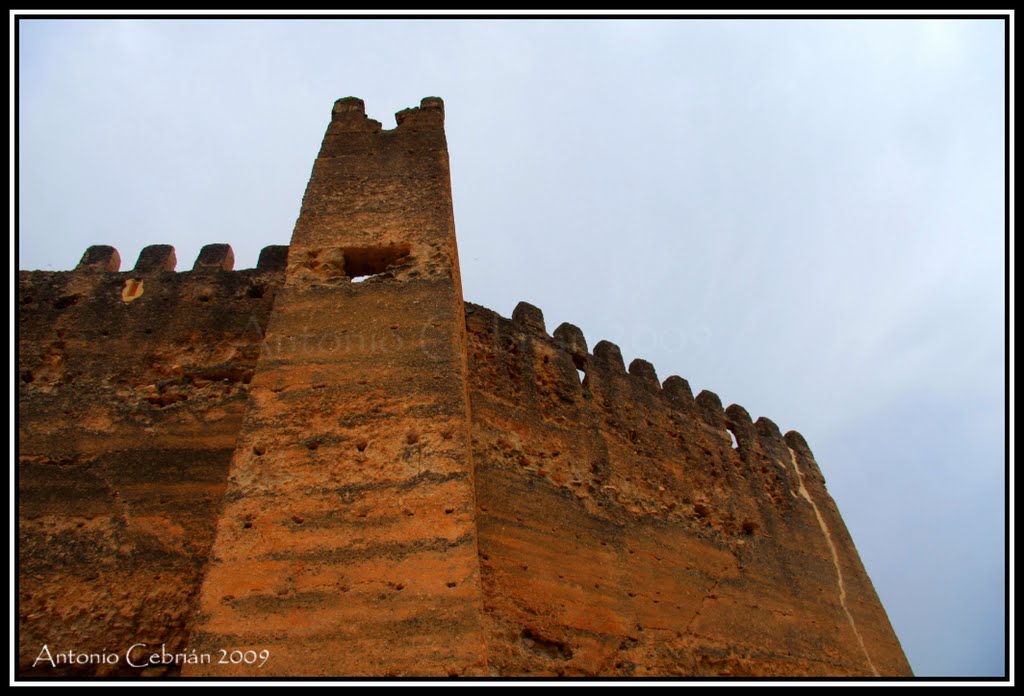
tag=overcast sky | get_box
[16,16,1007,677]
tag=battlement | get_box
[19,245,288,351]
[22,244,815,479]
[68,243,290,275]
[328,95,445,134]
[464,299,819,527]
[470,299,816,480]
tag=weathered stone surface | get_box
[628,358,660,391]
[257,245,289,273]
[465,306,911,677]
[512,301,546,335]
[192,243,235,272]
[183,96,486,678]
[663,375,694,409]
[553,322,588,359]
[17,96,911,679]
[134,244,177,273]
[18,261,282,676]
[76,245,121,272]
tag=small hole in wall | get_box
[571,354,588,384]
[727,429,739,450]
[356,439,368,452]
[344,243,411,281]
[520,628,574,661]
[53,294,80,310]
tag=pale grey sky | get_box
[16,16,1007,677]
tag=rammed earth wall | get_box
[17,97,912,678]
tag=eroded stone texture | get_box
[182,97,487,677]
[18,251,283,676]
[17,96,911,679]
[465,304,912,677]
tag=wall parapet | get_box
[464,299,822,484]
[67,243,289,275]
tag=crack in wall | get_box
[95,467,133,536]
[787,447,879,677]
[683,575,723,637]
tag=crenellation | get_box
[754,415,784,442]
[785,430,825,484]
[328,95,381,133]
[592,340,625,372]
[784,429,812,457]
[394,96,445,130]
[62,243,291,276]
[725,403,755,448]
[257,245,290,272]
[753,416,790,462]
[75,244,121,272]
[662,375,694,409]
[627,358,660,391]
[133,244,177,273]
[192,243,235,272]
[552,322,588,361]
[511,301,547,335]
[463,301,825,499]
[694,389,726,429]
[332,95,367,117]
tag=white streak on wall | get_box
[788,447,879,677]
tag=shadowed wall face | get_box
[18,246,286,676]
[183,98,488,677]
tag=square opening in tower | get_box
[344,244,411,280]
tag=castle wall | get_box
[17,96,911,679]
[17,244,286,675]
[465,302,912,676]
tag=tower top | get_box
[328,95,445,132]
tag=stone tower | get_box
[17,97,912,678]
[185,96,486,676]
